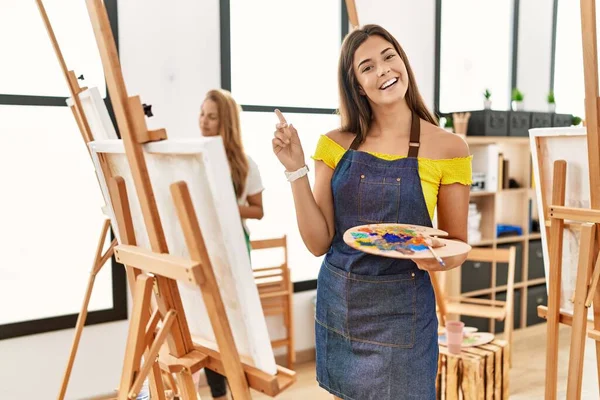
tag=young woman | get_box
[272,25,472,399]
[199,89,264,399]
[200,88,264,251]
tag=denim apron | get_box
[315,111,438,399]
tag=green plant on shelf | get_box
[572,115,582,126]
[483,88,491,100]
[444,115,453,128]
[547,90,555,104]
[512,88,524,102]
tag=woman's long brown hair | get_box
[338,24,438,144]
[204,89,248,198]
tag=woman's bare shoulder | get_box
[421,121,470,159]
[325,129,357,150]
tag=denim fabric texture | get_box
[315,150,439,399]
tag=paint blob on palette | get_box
[343,223,471,260]
[349,226,429,254]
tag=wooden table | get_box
[436,339,509,400]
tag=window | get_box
[229,0,342,110]
[0,0,114,107]
[436,0,516,114]
[222,0,349,285]
[552,0,591,119]
[0,105,122,324]
[242,111,341,283]
[0,0,125,340]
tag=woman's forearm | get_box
[290,176,333,256]
[239,205,263,220]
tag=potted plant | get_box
[547,91,556,112]
[483,89,492,109]
[572,115,582,126]
[511,88,524,111]
[444,115,453,132]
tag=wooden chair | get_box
[250,236,295,369]
[432,246,517,365]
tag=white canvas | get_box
[89,137,277,375]
[529,127,592,319]
[66,87,118,141]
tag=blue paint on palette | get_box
[382,233,410,243]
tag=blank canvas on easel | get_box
[89,136,278,375]
[529,126,593,318]
[66,87,117,141]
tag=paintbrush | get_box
[426,242,446,267]
[419,235,446,267]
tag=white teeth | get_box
[380,78,398,90]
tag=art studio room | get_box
[3,0,600,399]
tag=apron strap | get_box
[407,109,421,158]
[348,109,421,157]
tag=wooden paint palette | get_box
[343,223,471,260]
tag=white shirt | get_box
[238,155,264,235]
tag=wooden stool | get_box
[436,339,509,400]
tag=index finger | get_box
[274,109,287,124]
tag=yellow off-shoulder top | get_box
[312,135,473,219]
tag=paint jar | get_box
[446,321,464,355]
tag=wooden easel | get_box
[537,0,600,398]
[33,2,126,398]
[37,0,296,398]
[537,160,600,399]
[344,0,359,29]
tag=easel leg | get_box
[118,274,154,400]
[58,219,115,400]
[592,233,600,393]
[128,310,176,399]
[175,370,199,399]
[567,223,596,399]
[545,160,567,400]
[148,363,168,400]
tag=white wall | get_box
[0,1,439,398]
[516,0,555,111]
[118,0,221,138]
[356,0,437,108]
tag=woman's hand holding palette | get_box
[343,223,471,262]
